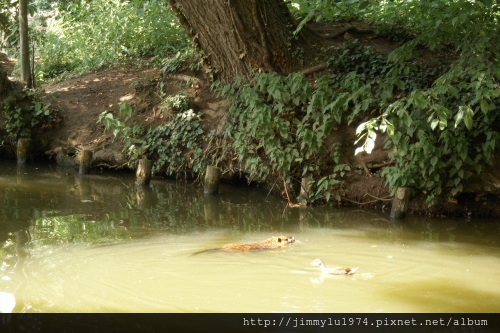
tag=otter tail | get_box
[191,248,222,256]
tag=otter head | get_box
[275,235,295,246]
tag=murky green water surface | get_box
[1,162,499,313]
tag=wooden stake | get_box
[136,186,153,208]
[298,177,312,205]
[135,157,152,186]
[203,196,218,224]
[390,187,410,219]
[79,150,93,175]
[204,165,221,195]
[16,138,31,165]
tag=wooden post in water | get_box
[77,177,91,198]
[204,165,221,195]
[17,138,31,165]
[298,177,312,205]
[203,196,218,224]
[390,187,410,219]
[79,150,93,175]
[136,186,153,208]
[135,157,152,186]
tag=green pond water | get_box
[0,162,499,313]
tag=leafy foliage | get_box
[216,29,498,203]
[156,47,202,75]
[33,0,188,81]
[284,0,499,203]
[159,92,193,113]
[1,89,60,146]
[0,0,21,50]
[98,98,205,178]
[213,39,450,203]
[288,0,369,27]
[290,0,499,43]
[215,72,354,203]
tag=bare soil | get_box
[43,65,159,166]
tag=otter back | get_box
[193,235,295,255]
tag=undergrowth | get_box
[32,0,188,82]
[98,95,205,178]
[1,89,60,148]
[213,37,498,204]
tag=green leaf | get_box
[439,119,447,131]
[430,156,438,167]
[430,119,439,130]
[464,107,473,130]
[454,107,464,128]
[480,99,490,113]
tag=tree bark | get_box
[19,0,32,88]
[168,0,314,82]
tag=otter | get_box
[193,235,295,255]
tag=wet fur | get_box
[193,235,295,255]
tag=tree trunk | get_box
[168,0,314,82]
[19,0,32,88]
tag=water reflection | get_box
[0,162,499,312]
